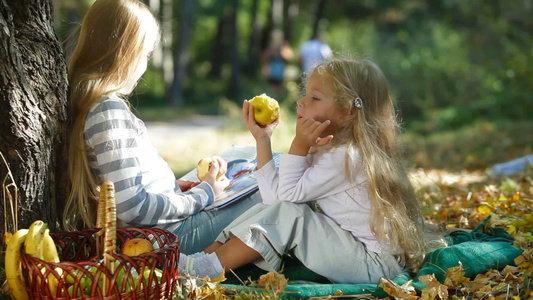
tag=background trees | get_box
[53,0,532,132]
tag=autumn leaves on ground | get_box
[178,168,533,299]
[400,169,532,299]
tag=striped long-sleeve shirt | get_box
[84,95,214,232]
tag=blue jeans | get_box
[173,191,262,254]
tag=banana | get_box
[42,229,60,263]
[25,220,53,295]
[25,220,47,260]
[42,228,62,296]
[5,228,30,300]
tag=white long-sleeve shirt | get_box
[253,145,382,253]
[84,95,214,231]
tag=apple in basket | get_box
[122,237,154,256]
[64,260,162,296]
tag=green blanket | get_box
[222,218,523,299]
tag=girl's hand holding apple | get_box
[197,156,229,198]
[242,99,280,141]
[248,93,280,125]
[197,156,227,181]
[242,94,280,170]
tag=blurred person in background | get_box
[298,35,333,75]
[262,32,294,90]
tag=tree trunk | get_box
[228,0,241,99]
[246,0,261,76]
[208,14,229,78]
[264,0,283,50]
[161,0,174,89]
[0,0,69,250]
[147,0,163,73]
[284,0,298,44]
[312,0,327,38]
[169,0,193,107]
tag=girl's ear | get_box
[338,108,354,128]
[348,100,359,116]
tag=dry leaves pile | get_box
[177,270,291,299]
[379,255,532,300]
[378,169,533,299]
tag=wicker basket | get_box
[19,183,180,299]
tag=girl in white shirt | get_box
[179,57,425,284]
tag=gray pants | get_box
[216,202,403,284]
[174,191,262,254]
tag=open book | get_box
[180,145,279,211]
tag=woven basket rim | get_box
[20,227,180,298]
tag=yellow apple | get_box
[122,238,154,257]
[249,93,279,125]
[197,156,225,181]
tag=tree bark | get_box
[228,0,241,98]
[147,0,163,73]
[312,0,327,38]
[284,0,298,44]
[271,0,283,37]
[208,13,230,78]
[161,0,174,89]
[169,0,193,107]
[263,0,283,50]
[246,0,261,76]
[0,0,69,249]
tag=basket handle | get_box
[98,181,117,292]
[95,182,107,260]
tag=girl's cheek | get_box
[312,115,328,123]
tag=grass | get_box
[402,119,533,172]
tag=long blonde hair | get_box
[311,57,425,272]
[63,0,160,230]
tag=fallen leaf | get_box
[500,265,519,276]
[444,261,471,286]
[514,249,531,267]
[470,273,492,292]
[419,274,449,300]
[211,270,226,284]
[257,271,288,292]
[379,277,416,298]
